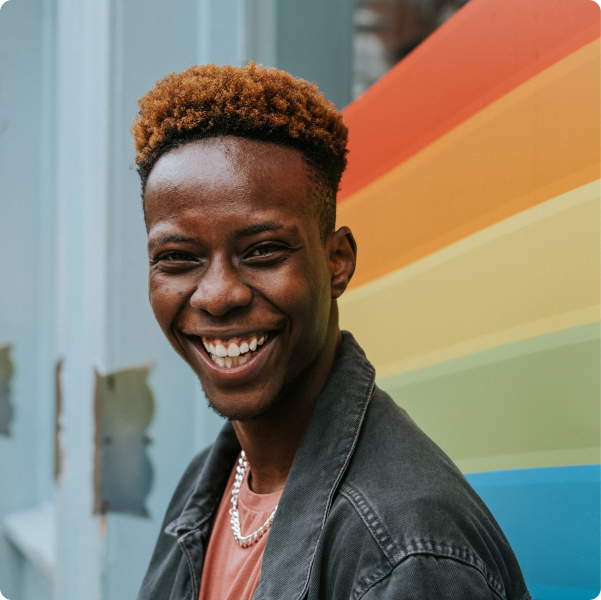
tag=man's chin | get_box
[205,399,277,422]
[201,383,280,422]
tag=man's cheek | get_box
[148,287,177,329]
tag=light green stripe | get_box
[378,323,600,471]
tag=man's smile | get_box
[184,330,278,382]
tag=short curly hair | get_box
[131,62,349,240]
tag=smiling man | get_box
[133,64,531,600]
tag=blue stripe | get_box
[527,583,600,600]
[466,466,601,595]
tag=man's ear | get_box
[328,226,357,300]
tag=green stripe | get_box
[378,323,600,472]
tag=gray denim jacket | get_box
[137,333,532,600]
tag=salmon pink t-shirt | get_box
[198,457,282,600]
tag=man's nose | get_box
[189,257,252,316]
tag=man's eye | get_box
[247,244,285,258]
[157,251,195,262]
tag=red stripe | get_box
[339,0,600,202]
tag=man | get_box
[133,63,531,600]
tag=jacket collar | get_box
[165,422,240,537]
[166,332,376,599]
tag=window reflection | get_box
[353,0,470,99]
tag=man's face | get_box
[145,137,340,420]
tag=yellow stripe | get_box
[339,181,600,378]
[338,39,600,288]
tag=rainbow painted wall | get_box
[338,1,600,598]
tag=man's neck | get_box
[231,324,342,495]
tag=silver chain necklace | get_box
[229,451,278,548]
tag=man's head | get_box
[133,64,356,422]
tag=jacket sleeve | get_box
[360,554,504,600]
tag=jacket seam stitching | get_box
[178,533,199,600]
[354,551,507,600]
[339,483,398,565]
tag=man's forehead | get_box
[144,137,316,232]
[147,137,308,191]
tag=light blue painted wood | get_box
[0,0,56,597]
[246,0,277,67]
[52,0,112,595]
[198,0,246,66]
[276,0,354,108]
[4,504,55,579]
[20,561,52,600]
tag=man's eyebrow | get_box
[148,222,293,250]
[148,233,197,250]
[236,221,286,237]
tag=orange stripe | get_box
[339,0,600,202]
[339,40,600,289]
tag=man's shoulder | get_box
[331,387,529,599]
[344,387,502,545]
[346,386,470,500]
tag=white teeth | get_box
[207,333,270,367]
[210,353,249,368]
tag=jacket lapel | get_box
[253,332,376,600]
[165,420,240,538]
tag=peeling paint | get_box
[93,364,155,516]
[0,345,15,436]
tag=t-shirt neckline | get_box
[238,461,283,513]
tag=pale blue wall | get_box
[0,0,354,598]
[277,0,354,108]
[0,0,55,597]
